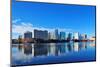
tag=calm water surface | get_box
[11,41,96,66]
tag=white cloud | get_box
[12,21,34,39]
[12,19,72,39]
[12,18,21,23]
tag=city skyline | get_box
[13,28,94,40]
[12,0,96,39]
[12,23,95,39]
[12,28,96,44]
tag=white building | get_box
[80,34,87,40]
[48,32,55,40]
[48,29,59,40]
[73,32,79,40]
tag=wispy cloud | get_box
[12,19,72,39]
[12,18,21,24]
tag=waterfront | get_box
[11,41,96,66]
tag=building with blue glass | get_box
[67,33,73,40]
[59,32,66,40]
[24,31,32,39]
[24,31,32,42]
[54,29,59,40]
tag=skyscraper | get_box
[59,32,66,40]
[67,33,73,40]
[48,29,59,40]
[24,31,32,42]
[54,29,59,40]
[73,32,79,40]
[24,31,32,39]
[48,32,55,40]
[34,29,48,40]
[18,35,22,43]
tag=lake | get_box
[11,41,96,66]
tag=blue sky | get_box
[12,0,96,39]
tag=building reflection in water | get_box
[17,42,89,57]
[67,42,73,52]
[34,43,48,56]
[20,43,48,57]
[89,41,95,47]
[73,42,79,52]
[81,42,87,49]
[48,43,66,56]
[73,42,87,52]
[56,43,66,55]
[18,44,23,51]
[23,43,32,55]
[48,43,56,56]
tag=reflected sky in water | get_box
[11,41,96,66]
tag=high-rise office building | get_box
[80,34,87,40]
[18,35,22,43]
[54,29,59,40]
[49,29,59,40]
[48,32,55,40]
[34,29,48,40]
[24,31,32,39]
[24,31,32,42]
[67,33,73,40]
[73,32,79,40]
[59,32,66,40]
